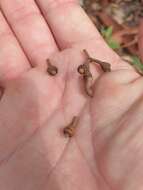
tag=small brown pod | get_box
[47,59,58,76]
[78,62,94,97]
[63,126,75,138]
[77,63,89,75]
[83,49,111,72]
[63,116,78,138]
[77,64,86,75]
[83,74,94,97]
[93,59,111,72]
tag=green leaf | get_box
[101,26,113,39]
[107,38,121,50]
[101,26,120,50]
[131,56,143,70]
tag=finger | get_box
[35,0,101,49]
[0,0,59,67]
[139,19,143,62]
[0,11,30,86]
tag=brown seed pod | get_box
[78,66,94,97]
[78,49,111,97]
[83,49,111,72]
[77,64,86,75]
[47,59,58,76]
[92,59,111,72]
[83,75,94,97]
[63,116,78,138]
[77,63,90,75]
[78,56,94,97]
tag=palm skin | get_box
[0,1,143,190]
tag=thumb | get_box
[139,19,143,62]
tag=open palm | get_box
[0,1,143,189]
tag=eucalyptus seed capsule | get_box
[47,59,58,76]
[63,117,78,138]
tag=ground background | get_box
[82,0,143,67]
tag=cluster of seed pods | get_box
[47,50,111,138]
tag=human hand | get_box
[0,1,143,190]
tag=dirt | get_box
[82,0,143,63]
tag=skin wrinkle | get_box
[60,71,89,140]
[75,139,98,186]
[0,123,41,168]
[89,104,114,190]
[95,159,114,190]
[111,95,143,148]
[112,93,143,139]
[91,115,114,190]
[75,136,97,183]
[58,55,70,98]
[60,72,70,120]
[92,104,129,135]
[58,54,86,118]
[75,139,112,190]
[58,57,71,122]
[129,75,142,84]
[40,139,71,189]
